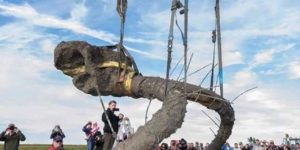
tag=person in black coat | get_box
[0,124,26,150]
[102,100,120,150]
[94,131,104,150]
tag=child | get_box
[85,122,100,140]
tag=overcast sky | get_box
[0,0,300,146]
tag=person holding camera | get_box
[82,121,94,150]
[102,100,121,150]
[0,123,26,150]
[50,125,65,141]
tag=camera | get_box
[113,108,120,111]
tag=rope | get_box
[95,84,117,137]
[201,110,220,128]
[145,98,153,124]
[231,86,258,103]
[209,127,217,137]
[200,63,217,87]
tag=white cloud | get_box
[0,51,51,89]
[0,23,42,51]
[288,60,300,79]
[252,48,276,66]
[223,50,243,66]
[250,43,295,68]
[0,2,159,59]
[38,39,57,54]
[69,1,87,22]
[224,69,258,95]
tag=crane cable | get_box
[210,29,216,91]
[116,0,139,81]
[165,0,178,98]
[95,0,135,138]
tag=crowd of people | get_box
[0,100,299,150]
[155,138,300,150]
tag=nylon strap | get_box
[62,61,135,95]
[62,61,134,76]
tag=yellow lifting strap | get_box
[62,65,86,76]
[100,61,134,72]
[62,61,135,95]
[62,61,134,77]
[123,71,135,95]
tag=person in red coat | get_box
[48,135,64,150]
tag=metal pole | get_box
[184,0,189,98]
[215,0,224,97]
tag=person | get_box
[203,143,209,150]
[82,121,94,150]
[0,123,26,150]
[94,130,104,150]
[282,145,291,150]
[50,125,65,139]
[199,143,204,150]
[102,100,121,150]
[290,144,296,150]
[244,144,251,150]
[195,142,201,150]
[222,142,234,150]
[160,143,169,150]
[116,113,134,143]
[266,140,279,150]
[48,135,64,150]
[87,122,100,140]
[253,139,263,150]
[239,142,247,150]
[187,142,197,150]
[50,125,65,148]
[234,143,241,150]
[295,143,300,150]
[177,138,188,150]
[282,134,290,146]
[170,140,177,150]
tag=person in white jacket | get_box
[116,113,134,143]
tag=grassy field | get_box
[0,144,86,150]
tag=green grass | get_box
[0,144,86,150]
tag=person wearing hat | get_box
[50,125,65,140]
[0,123,26,150]
[48,135,64,150]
